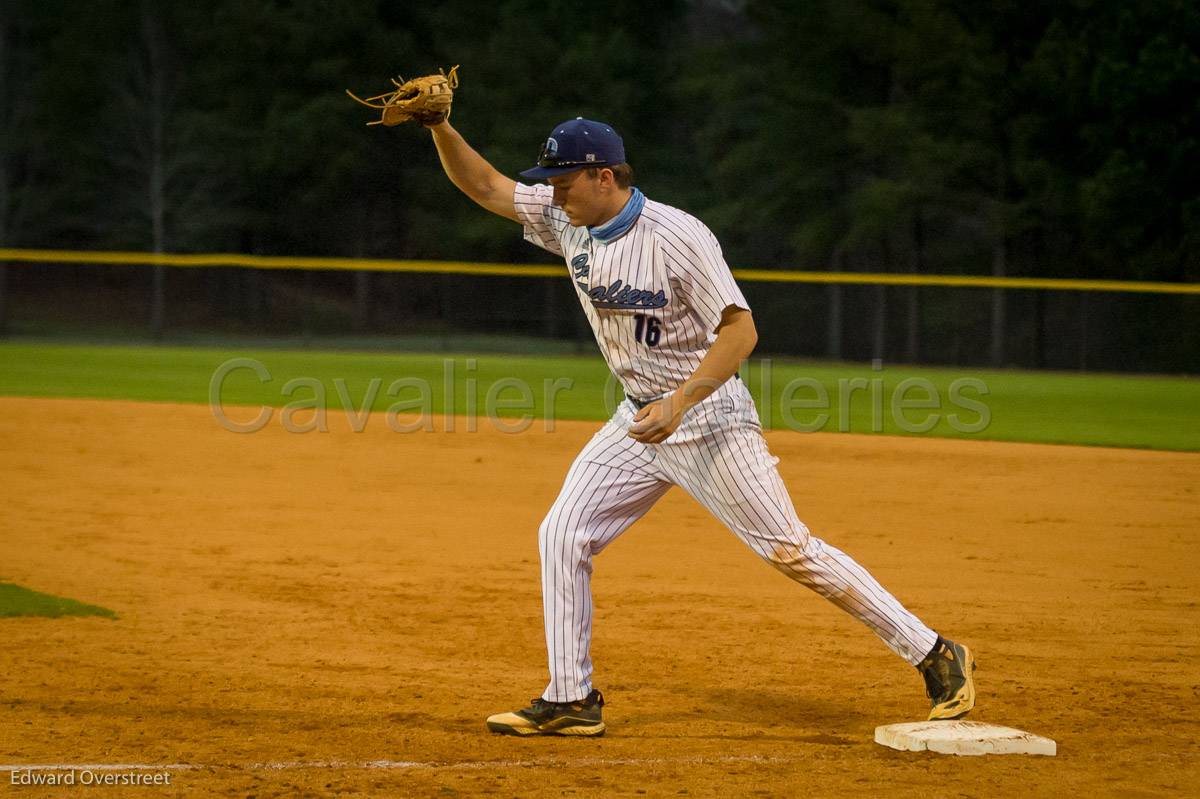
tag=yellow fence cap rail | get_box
[2,248,1197,295]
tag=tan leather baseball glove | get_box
[346,65,459,127]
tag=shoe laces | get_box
[919,644,952,701]
[921,661,947,700]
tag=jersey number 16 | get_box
[633,314,662,347]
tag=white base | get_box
[875,721,1056,757]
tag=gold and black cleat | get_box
[486,689,606,737]
[918,637,977,720]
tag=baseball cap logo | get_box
[545,137,558,158]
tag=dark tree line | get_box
[1,0,1197,366]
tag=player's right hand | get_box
[628,397,685,444]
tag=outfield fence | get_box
[2,248,1198,373]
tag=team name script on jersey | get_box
[587,279,668,311]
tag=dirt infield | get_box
[1,397,1197,798]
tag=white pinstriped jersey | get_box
[514,183,749,400]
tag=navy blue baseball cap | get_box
[519,118,626,179]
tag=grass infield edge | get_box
[0,582,119,620]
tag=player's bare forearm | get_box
[675,307,757,411]
[628,307,756,444]
[428,121,519,222]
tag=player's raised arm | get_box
[347,67,518,223]
[428,121,519,223]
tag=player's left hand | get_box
[628,395,686,444]
[347,65,459,127]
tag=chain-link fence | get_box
[2,251,1197,374]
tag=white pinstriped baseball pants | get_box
[538,377,939,702]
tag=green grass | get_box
[0,583,118,619]
[0,342,1196,450]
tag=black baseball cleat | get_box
[486,689,606,736]
[917,637,977,720]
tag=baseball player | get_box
[364,75,976,735]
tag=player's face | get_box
[548,169,604,227]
